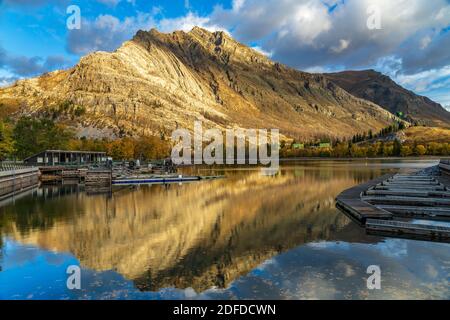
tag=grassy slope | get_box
[402,126,450,144]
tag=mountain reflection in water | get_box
[0,160,446,299]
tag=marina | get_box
[0,159,449,299]
[336,159,450,241]
[0,156,224,201]
[1,0,450,304]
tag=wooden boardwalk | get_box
[375,205,450,219]
[439,159,450,175]
[336,160,450,242]
[336,173,394,223]
[0,167,40,200]
[366,219,450,241]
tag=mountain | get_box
[0,27,398,141]
[324,70,450,128]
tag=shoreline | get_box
[177,157,443,167]
[278,156,444,161]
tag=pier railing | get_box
[0,161,35,172]
[0,166,40,200]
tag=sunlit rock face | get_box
[0,166,385,292]
[0,27,397,140]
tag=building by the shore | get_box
[24,150,107,166]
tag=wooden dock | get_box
[39,166,89,184]
[336,160,450,242]
[38,165,112,191]
[336,173,394,223]
[112,175,224,186]
[439,159,450,175]
[0,167,40,200]
[366,219,450,241]
[0,162,223,201]
[85,169,112,187]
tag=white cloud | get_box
[395,66,450,93]
[302,66,335,73]
[61,0,450,106]
[65,0,450,75]
[429,94,450,108]
[331,39,350,53]
[420,36,432,49]
[232,0,246,12]
[251,46,272,57]
[158,12,225,33]
[67,12,156,54]
[66,10,228,56]
[0,45,72,77]
[208,0,450,72]
[96,0,136,6]
[205,0,450,106]
[0,76,18,88]
[283,2,332,45]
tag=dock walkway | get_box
[112,175,224,185]
[336,159,450,242]
[0,167,39,200]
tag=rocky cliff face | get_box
[0,27,398,140]
[325,70,450,128]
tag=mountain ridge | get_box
[0,27,400,141]
[324,69,450,128]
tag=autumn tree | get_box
[0,120,15,160]
[12,117,75,159]
[134,136,170,160]
[400,145,413,157]
[414,144,427,156]
[332,142,349,157]
[107,138,136,160]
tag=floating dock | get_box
[365,219,450,239]
[112,175,224,185]
[0,161,224,201]
[336,159,450,242]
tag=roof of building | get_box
[24,150,106,161]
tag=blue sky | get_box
[1,0,450,109]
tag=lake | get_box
[0,159,449,300]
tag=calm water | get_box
[0,159,448,300]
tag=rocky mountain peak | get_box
[0,27,399,140]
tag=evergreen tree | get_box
[393,139,402,156]
[13,117,74,159]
